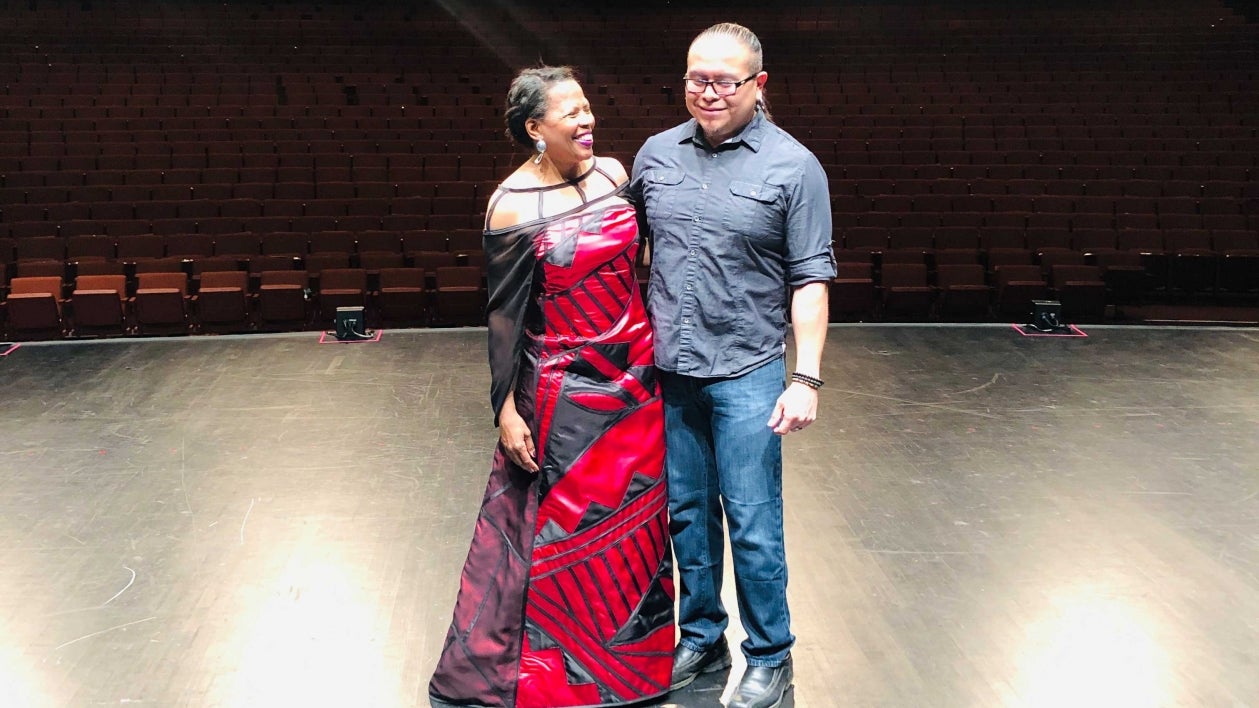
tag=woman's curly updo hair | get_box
[504,65,578,149]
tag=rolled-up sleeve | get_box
[784,155,836,288]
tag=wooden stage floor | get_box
[1,324,1257,707]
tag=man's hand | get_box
[767,382,818,436]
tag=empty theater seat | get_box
[70,274,128,337]
[376,267,428,325]
[193,270,251,332]
[133,271,190,335]
[4,276,66,339]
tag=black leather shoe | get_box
[669,635,732,690]
[727,656,793,708]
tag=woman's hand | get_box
[498,393,539,473]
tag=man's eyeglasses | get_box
[682,75,758,96]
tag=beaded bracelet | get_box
[790,372,824,390]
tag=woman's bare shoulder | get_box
[486,185,539,232]
[497,159,536,190]
[597,155,629,185]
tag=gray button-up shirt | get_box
[630,111,835,378]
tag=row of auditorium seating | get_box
[1,250,484,286]
[0,195,488,220]
[6,97,1255,122]
[828,178,1259,198]
[823,163,1256,185]
[0,134,521,150]
[831,262,1110,324]
[7,176,1257,200]
[4,89,1238,111]
[0,266,485,339]
[0,215,485,238]
[0,250,1222,340]
[1,169,503,189]
[4,143,1254,169]
[832,237,1258,304]
[0,229,482,260]
[834,226,1259,253]
[10,77,1253,101]
[5,68,1251,92]
[0,183,495,202]
[831,211,1253,233]
[13,163,1249,187]
[2,177,1254,215]
[4,225,1252,292]
[0,136,527,154]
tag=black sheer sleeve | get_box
[483,224,538,426]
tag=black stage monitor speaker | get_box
[1028,299,1068,333]
[334,306,372,340]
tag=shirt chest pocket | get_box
[644,168,686,223]
[721,180,784,237]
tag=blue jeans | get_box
[661,357,794,667]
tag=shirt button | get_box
[689,249,696,256]
[683,318,690,324]
[692,216,700,223]
[686,284,692,290]
[701,184,708,190]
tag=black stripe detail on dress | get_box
[559,290,602,333]
[549,295,584,335]
[566,565,602,632]
[627,533,655,595]
[590,270,627,321]
[610,253,636,293]
[578,281,618,326]
[600,552,634,619]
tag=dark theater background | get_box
[1,2,1257,707]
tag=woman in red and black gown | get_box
[428,66,674,708]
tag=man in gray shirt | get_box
[629,21,834,708]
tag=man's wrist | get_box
[790,371,824,390]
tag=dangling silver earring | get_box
[533,138,546,165]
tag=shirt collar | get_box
[680,109,766,152]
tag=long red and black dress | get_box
[429,166,674,708]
